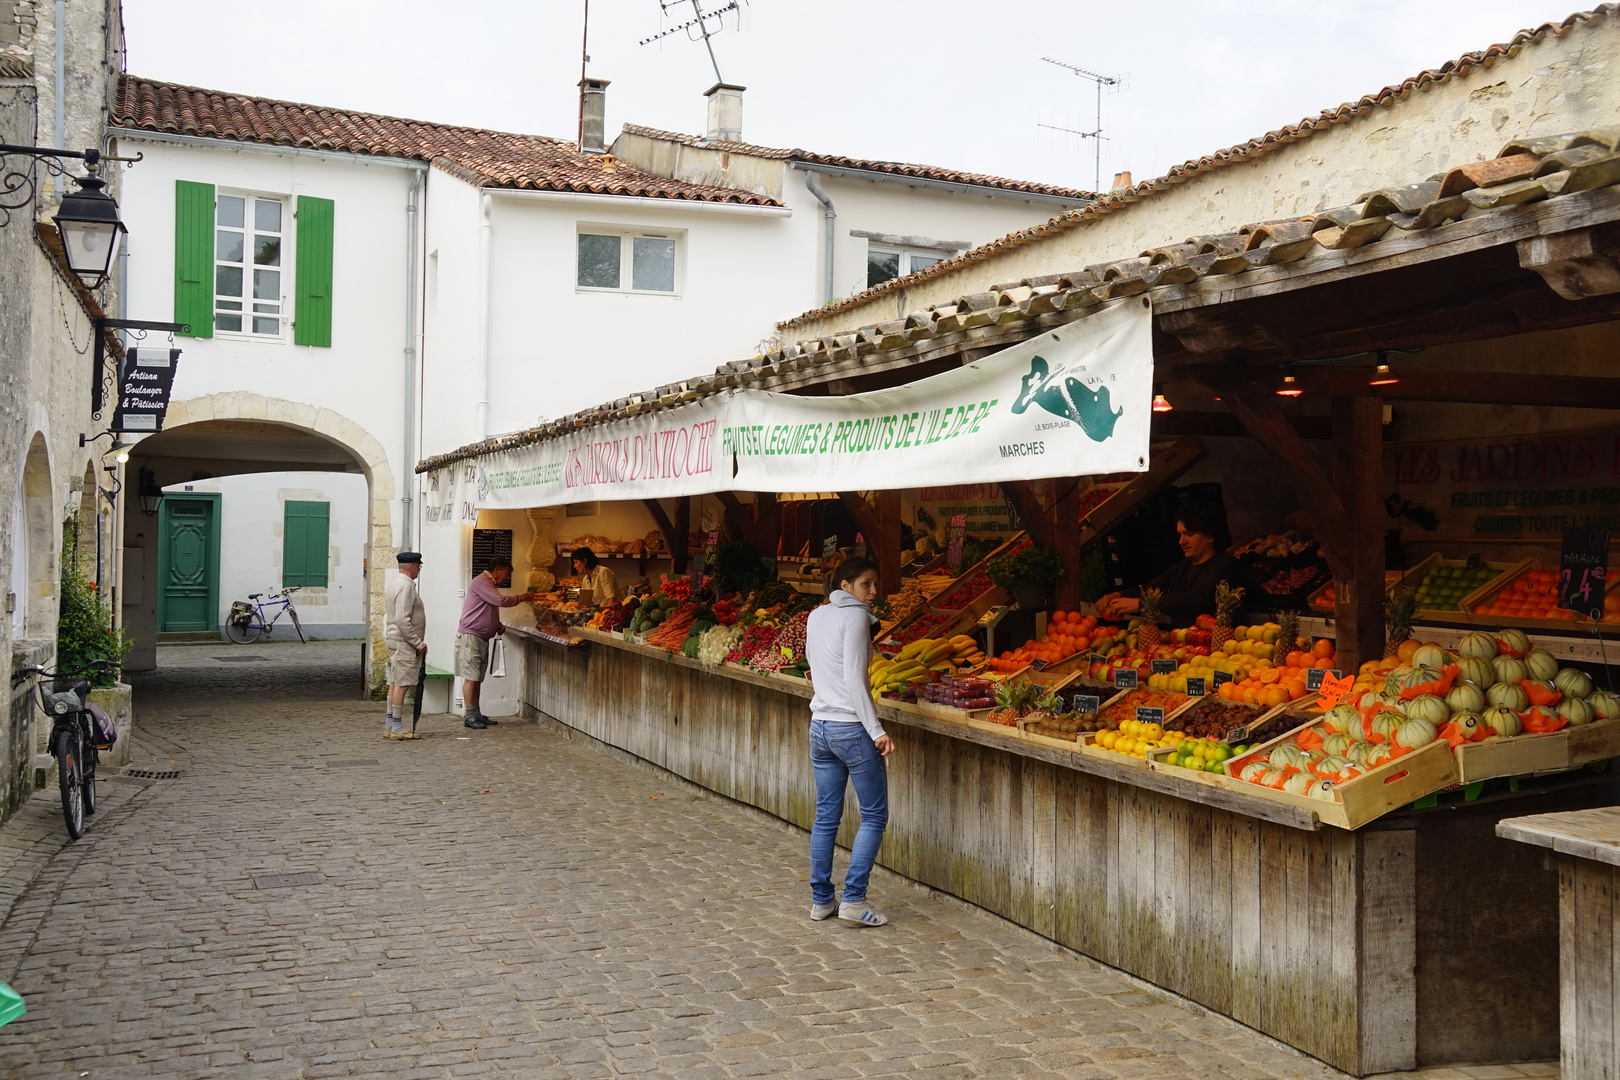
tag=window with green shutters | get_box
[282,501,330,588]
[174,180,214,337]
[294,196,334,347]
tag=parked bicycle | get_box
[13,660,118,839]
[226,587,305,644]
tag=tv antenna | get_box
[640,0,747,85]
[1038,58,1123,195]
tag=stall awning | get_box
[424,298,1151,525]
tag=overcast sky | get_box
[123,0,1569,192]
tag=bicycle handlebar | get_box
[11,659,114,687]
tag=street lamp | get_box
[53,165,125,288]
[137,467,162,518]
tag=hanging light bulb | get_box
[1276,374,1303,397]
[1369,351,1399,386]
[1152,392,1173,413]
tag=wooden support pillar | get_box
[876,488,902,595]
[753,492,781,559]
[1053,478,1082,611]
[672,496,690,574]
[1332,396,1386,673]
[712,490,752,541]
[1000,479,1054,549]
[836,491,882,556]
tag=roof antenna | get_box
[576,0,591,149]
[639,0,747,85]
[1037,58,1124,195]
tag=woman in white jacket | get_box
[804,557,894,926]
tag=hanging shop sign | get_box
[110,348,180,432]
[424,298,1152,522]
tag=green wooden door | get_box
[157,495,221,632]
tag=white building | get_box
[110,74,1088,694]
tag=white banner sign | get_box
[424,298,1151,523]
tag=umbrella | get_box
[412,648,427,735]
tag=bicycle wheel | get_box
[289,606,306,643]
[226,615,264,644]
[81,737,97,817]
[54,727,84,840]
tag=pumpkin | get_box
[1457,631,1499,661]
[1496,628,1531,657]
[1482,705,1522,738]
[1485,680,1530,712]
[1283,772,1316,796]
[1321,732,1355,758]
[1524,649,1560,682]
[1554,668,1595,699]
[1240,761,1270,783]
[1411,644,1449,670]
[1404,694,1450,725]
[1395,716,1438,748]
[1307,780,1339,801]
[1456,656,1497,689]
[1590,690,1620,721]
[1492,655,1528,685]
[1322,703,1360,734]
[1445,682,1486,713]
[1558,697,1595,727]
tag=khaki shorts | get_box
[454,633,489,681]
[387,640,423,686]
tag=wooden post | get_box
[672,496,690,574]
[712,490,752,541]
[836,492,882,558]
[1332,396,1386,673]
[1053,478,1082,610]
[1001,479,1054,549]
[753,492,781,559]
[876,488,902,595]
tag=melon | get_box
[1240,761,1270,783]
[1555,668,1595,700]
[1524,649,1560,682]
[1457,631,1499,661]
[1497,628,1531,656]
[1269,743,1310,769]
[1482,705,1521,738]
[1395,716,1439,748]
[1307,780,1339,801]
[1457,655,1497,689]
[1383,666,1413,696]
[1492,655,1529,685]
[1446,682,1486,713]
[1363,745,1395,768]
[1411,644,1449,670]
[1321,732,1355,757]
[1451,711,1485,742]
[1261,766,1288,788]
[1322,703,1360,734]
[1345,741,1373,765]
[1558,697,1595,727]
[1590,690,1620,721]
[1283,772,1315,796]
[1405,695,1450,725]
[1486,681,1530,712]
[1370,710,1403,742]
[1313,753,1353,777]
[1358,690,1384,710]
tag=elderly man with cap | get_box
[383,551,427,740]
[456,557,538,729]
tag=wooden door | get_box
[157,495,220,632]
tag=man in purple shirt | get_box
[455,557,536,729]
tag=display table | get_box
[518,627,1613,1075]
[1499,807,1620,1080]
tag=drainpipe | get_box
[53,0,64,150]
[400,167,422,550]
[476,191,492,440]
[111,229,129,628]
[792,164,835,305]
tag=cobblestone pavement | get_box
[0,646,1556,1079]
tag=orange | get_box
[1313,639,1334,659]
[1396,640,1422,663]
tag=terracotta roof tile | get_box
[0,56,31,79]
[773,4,1619,330]
[112,76,781,205]
[619,123,1093,200]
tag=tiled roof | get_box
[416,124,1620,475]
[774,4,1618,330]
[112,76,781,205]
[620,123,1093,201]
[0,56,31,79]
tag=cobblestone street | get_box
[0,646,1555,1079]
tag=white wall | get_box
[164,471,369,637]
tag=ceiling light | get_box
[1151,393,1173,413]
[1369,352,1399,386]
[1275,374,1303,397]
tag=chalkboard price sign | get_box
[1135,706,1165,726]
[471,528,513,579]
[1305,667,1343,692]
[1211,670,1234,689]
[947,514,967,571]
[1150,658,1178,675]
[1090,654,1109,668]
[1559,526,1610,621]
[1112,668,1138,689]
[1070,694,1100,714]
[1028,657,1050,671]
[1185,676,1207,697]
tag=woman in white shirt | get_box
[570,547,619,607]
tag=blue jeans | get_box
[809,719,889,906]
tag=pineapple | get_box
[1212,580,1243,651]
[1136,587,1163,649]
[1386,587,1416,657]
[989,679,1041,726]
[1275,609,1301,658]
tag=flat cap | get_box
[396,551,422,564]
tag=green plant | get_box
[711,540,769,595]
[57,515,129,688]
[986,544,1066,588]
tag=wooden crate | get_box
[1453,718,1620,783]
[1458,558,1620,631]
[1225,735,1458,830]
[885,531,1026,641]
[1163,695,1269,737]
[1308,571,1404,613]
[1397,554,1528,623]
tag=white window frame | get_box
[575,225,684,297]
[866,245,945,289]
[214,189,292,342]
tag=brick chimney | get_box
[578,77,610,154]
[704,83,745,142]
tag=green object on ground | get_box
[0,982,24,1026]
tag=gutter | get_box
[792,164,835,306]
[485,186,790,217]
[788,159,1092,209]
[400,168,422,549]
[107,128,432,172]
[477,192,492,440]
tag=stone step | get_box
[155,631,219,644]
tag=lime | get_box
[1206,759,1226,774]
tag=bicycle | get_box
[226,587,305,644]
[14,660,118,839]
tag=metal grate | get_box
[253,872,322,890]
[325,760,379,768]
[121,768,181,780]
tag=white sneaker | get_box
[810,901,838,921]
[838,901,889,926]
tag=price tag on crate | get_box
[780,646,793,659]
[1315,671,1357,710]
[1305,667,1342,692]
[1185,676,1207,697]
[1135,706,1165,726]
[1559,526,1610,621]
[1090,653,1109,667]
[1211,670,1233,689]
[1150,658,1177,675]
[1466,551,1484,569]
[1028,657,1049,671]
[947,514,967,571]
[1112,668,1138,689]
[1070,694,1100,714]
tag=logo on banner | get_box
[1010,355,1123,443]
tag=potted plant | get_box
[986,544,1065,611]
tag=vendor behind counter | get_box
[1096,504,1243,626]
[571,547,620,607]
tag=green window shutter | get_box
[294,196,335,347]
[283,501,330,588]
[174,180,214,338]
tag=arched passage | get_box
[123,395,397,691]
[17,434,55,640]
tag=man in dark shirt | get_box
[1096,505,1244,627]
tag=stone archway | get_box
[18,433,56,640]
[129,394,398,690]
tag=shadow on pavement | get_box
[126,641,365,705]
